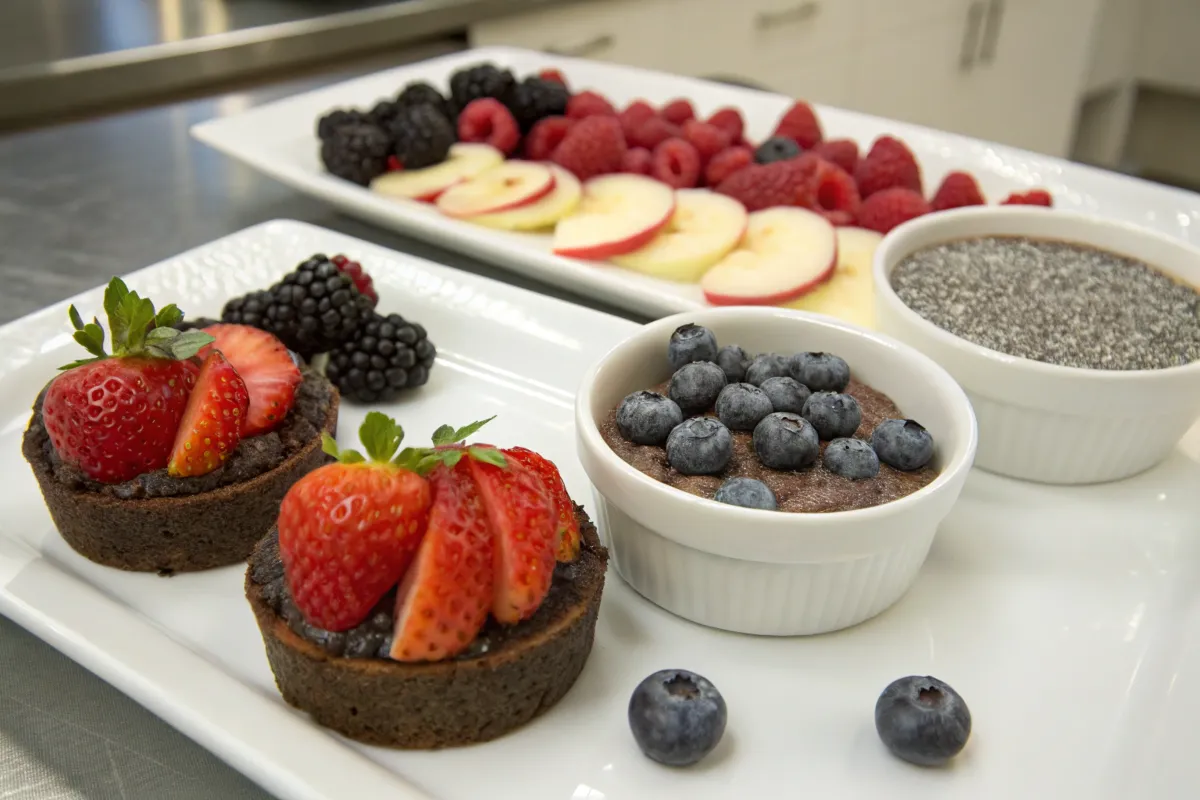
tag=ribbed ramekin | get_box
[874,206,1200,485]
[575,308,977,636]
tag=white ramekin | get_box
[874,206,1200,485]
[575,308,977,636]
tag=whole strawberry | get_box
[42,277,214,483]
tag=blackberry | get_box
[449,63,516,114]
[389,104,455,170]
[316,108,368,141]
[507,77,569,132]
[397,81,453,120]
[220,290,274,330]
[320,123,391,186]
[259,255,373,358]
[368,100,405,131]
[325,311,436,403]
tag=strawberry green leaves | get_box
[431,417,497,446]
[323,413,506,474]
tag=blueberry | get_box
[744,353,790,386]
[872,419,935,471]
[875,676,971,767]
[823,437,880,480]
[668,362,727,415]
[666,417,732,475]
[759,376,811,414]
[802,392,862,440]
[715,382,773,431]
[716,344,751,383]
[629,669,727,767]
[668,324,718,371]
[752,412,819,470]
[714,477,777,510]
[790,352,851,392]
[754,136,802,164]
[617,391,684,445]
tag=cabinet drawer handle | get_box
[959,1,987,72]
[545,34,614,58]
[755,2,820,30]
[979,0,1005,65]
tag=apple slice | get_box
[470,166,583,231]
[552,174,675,260]
[701,207,837,306]
[783,227,883,327]
[370,143,503,202]
[611,189,748,282]
[436,161,556,218]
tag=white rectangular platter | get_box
[3,220,1200,799]
[191,46,1200,319]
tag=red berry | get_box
[706,107,745,142]
[503,447,581,562]
[538,68,568,87]
[167,351,249,478]
[457,98,521,155]
[629,116,681,150]
[524,116,573,161]
[773,101,823,149]
[566,90,617,120]
[200,324,301,437]
[716,158,818,211]
[704,146,754,187]
[858,187,931,234]
[331,254,378,307]
[386,155,403,172]
[855,135,922,199]
[1001,189,1053,207]
[551,115,627,180]
[621,147,654,175]
[811,159,861,224]
[619,100,657,143]
[811,138,860,175]
[682,120,731,165]
[931,171,986,211]
[652,138,702,188]
[661,99,696,125]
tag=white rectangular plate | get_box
[192,46,1200,319]
[3,220,1199,799]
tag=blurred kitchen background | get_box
[1,0,1197,189]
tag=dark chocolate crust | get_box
[22,374,340,573]
[245,506,608,749]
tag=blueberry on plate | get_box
[715,344,751,383]
[823,437,880,480]
[715,382,774,431]
[629,669,727,767]
[752,412,819,470]
[666,417,732,475]
[754,136,802,164]
[875,675,971,767]
[668,323,719,371]
[790,352,851,392]
[617,391,684,445]
[714,477,777,510]
[744,353,790,386]
[759,376,811,414]
[872,419,935,471]
[668,362,727,415]
[802,392,862,440]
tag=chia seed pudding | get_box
[890,236,1200,370]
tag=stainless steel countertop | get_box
[0,45,638,800]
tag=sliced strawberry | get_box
[390,460,494,661]
[503,446,581,562]
[467,450,557,624]
[201,324,301,436]
[167,351,249,477]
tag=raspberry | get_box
[1001,189,1053,207]
[811,159,861,224]
[716,159,814,211]
[705,146,754,186]
[682,120,731,165]
[811,138,859,175]
[629,117,681,150]
[621,147,654,175]
[457,98,520,155]
[706,107,745,142]
[858,187,930,234]
[538,68,567,87]
[855,136,922,198]
[773,101,823,149]
[661,99,696,125]
[652,138,701,188]
[619,100,657,143]
[932,171,986,211]
[524,116,573,160]
[551,115,627,180]
[566,90,617,120]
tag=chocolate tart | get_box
[22,372,339,574]
[245,504,608,749]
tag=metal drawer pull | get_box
[545,34,615,58]
[960,1,987,72]
[755,2,820,30]
[979,0,1006,65]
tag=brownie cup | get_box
[23,371,339,573]
[245,504,607,749]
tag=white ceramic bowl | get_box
[575,308,977,636]
[874,206,1200,485]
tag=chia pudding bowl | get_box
[575,308,977,636]
[874,206,1200,485]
